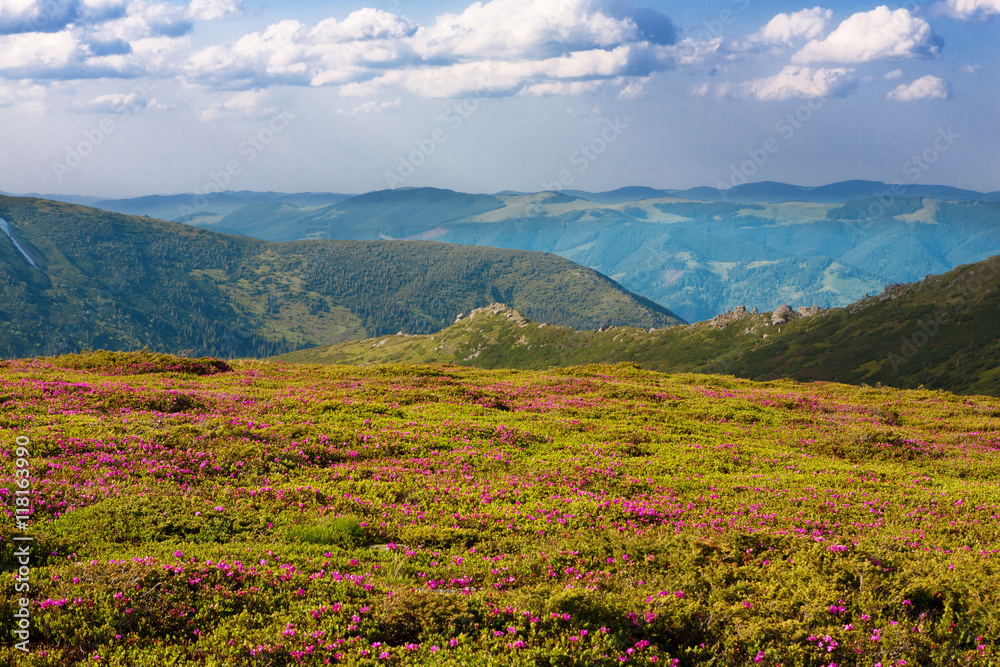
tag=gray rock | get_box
[771,304,795,325]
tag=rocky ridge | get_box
[708,303,823,330]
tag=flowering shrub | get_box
[0,353,998,665]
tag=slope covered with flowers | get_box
[1,352,999,665]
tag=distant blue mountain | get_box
[155,186,1000,323]
[560,180,1000,205]
[560,186,671,204]
[94,191,354,221]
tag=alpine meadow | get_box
[1,0,999,666]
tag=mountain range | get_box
[143,186,1000,324]
[0,196,680,359]
[27,179,998,213]
[276,253,1000,397]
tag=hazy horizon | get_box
[6,177,1000,202]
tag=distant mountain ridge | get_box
[276,254,1000,397]
[154,187,1000,323]
[19,180,1000,213]
[0,196,682,359]
[12,182,999,324]
[562,180,1000,205]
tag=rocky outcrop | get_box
[464,303,531,327]
[705,303,825,329]
[797,304,820,317]
[770,305,795,325]
[710,305,754,329]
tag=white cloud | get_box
[666,37,722,67]
[959,64,981,73]
[410,0,635,61]
[70,90,169,113]
[617,76,649,99]
[521,80,606,96]
[339,97,402,115]
[793,6,942,64]
[0,30,86,73]
[0,0,79,34]
[737,65,856,100]
[887,74,950,100]
[182,0,677,96]
[0,81,47,112]
[885,68,903,79]
[749,7,833,47]
[338,44,650,98]
[91,2,191,42]
[0,1,206,79]
[0,1,676,98]
[198,90,278,121]
[938,0,1000,19]
[184,10,418,89]
[311,8,416,42]
[186,0,242,21]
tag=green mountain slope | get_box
[0,196,683,359]
[179,188,1000,323]
[276,255,1000,396]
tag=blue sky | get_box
[1,0,997,197]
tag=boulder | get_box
[771,305,795,325]
[709,305,754,329]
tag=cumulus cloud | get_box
[0,81,47,111]
[735,65,856,100]
[186,0,242,21]
[884,68,903,79]
[0,30,89,75]
[411,0,637,61]
[339,44,656,98]
[184,10,417,89]
[520,80,607,97]
[749,7,833,47]
[0,0,216,79]
[793,6,943,64]
[183,0,676,96]
[662,37,722,67]
[938,0,1000,19]
[70,90,170,113]
[886,74,950,100]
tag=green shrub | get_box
[284,514,365,547]
[46,349,232,375]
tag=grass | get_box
[0,351,998,665]
[286,516,366,548]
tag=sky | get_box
[0,0,997,198]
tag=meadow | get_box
[1,351,999,665]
